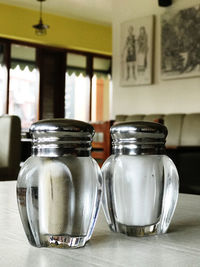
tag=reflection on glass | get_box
[0,44,7,115]
[9,45,39,130]
[65,73,90,122]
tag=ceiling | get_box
[0,0,112,25]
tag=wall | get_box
[112,0,200,118]
[0,3,112,55]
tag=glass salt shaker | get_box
[102,121,179,236]
[17,119,102,248]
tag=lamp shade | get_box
[33,18,49,36]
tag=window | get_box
[92,57,112,122]
[65,53,90,121]
[65,52,112,122]
[8,44,39,130]
[0,43,8,115]
[0,37,112,130]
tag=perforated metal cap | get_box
[30,119,94,135]
[111,121,168,155]
[30,119,95,157]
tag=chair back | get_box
[0,115,21,180]
[91,121,111,167]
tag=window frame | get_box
[0,37,112,123]
[66,49,112,121]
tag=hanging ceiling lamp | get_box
[33,0,49,36]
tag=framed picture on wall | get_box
[120,15,154,86]
[161,4,200,80]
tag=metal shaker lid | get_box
[111,121,168,155]
[30,119,95,157]
[30,118,94,136]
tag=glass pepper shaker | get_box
[17,119,102,248]
[102,121,179,236]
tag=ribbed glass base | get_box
[111,222,158,237]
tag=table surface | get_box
[1,182,200,267]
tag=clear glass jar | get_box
[102,121,179,236]
[17,119,102,248]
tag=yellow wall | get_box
[0,3,112,55]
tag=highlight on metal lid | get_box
[29,119,95,157]
[110,121,168,155]
[111,121,167,140]
[30,118,94,136]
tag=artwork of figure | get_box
[122,26,137,80]
[137,26,148,73]
[161,4,200,79]
[120,16,153,86]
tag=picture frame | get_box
[120,15,154,86]
[161,5,200,80]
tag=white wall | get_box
[112,0,200,119]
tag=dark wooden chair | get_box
[91,121,112,167]
[0,115,21,180]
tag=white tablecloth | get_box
[0,181,200,266]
